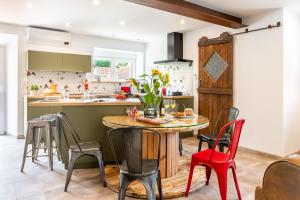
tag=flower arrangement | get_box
[130,69,169,117]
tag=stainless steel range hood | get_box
[154,32,193,66]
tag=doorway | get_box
[0,46,5,135]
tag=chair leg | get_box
[216,168,229,200]
[21,125,32,172]
[156,170,163,200]
[144,174,157,200]
[208,140,214,149]
[118,173,131,200]
[185,160,196,197]
[32,127,36,162]
[35,128,42,160]
[64,151,79,192]
[219,144,225,152]
[179,134,183,156]
[198,140,203,152]
[45,125,53,171]
[205,165,212,185]
[232,166,241,200]
[52,126,61,161]
[95,150,106,187]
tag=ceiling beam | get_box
[124,0,246,29]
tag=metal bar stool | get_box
[21,117,55,172]
[35,114,62,161]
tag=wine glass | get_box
[164,99,170,118]
[170,100,177,113]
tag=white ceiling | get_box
[187,0,300,17]
[0,0,299,43]
[0,0,209,42]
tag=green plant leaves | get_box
[144,83,151,93]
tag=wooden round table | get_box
[103,115,209,198]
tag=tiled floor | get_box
[0,135,275,200]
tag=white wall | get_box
[283,9,300,155]
[0,22,145,137]
[0,24,25,138]
[183,9,286,156]
[0,33,19,136]
[0,46,5,134]
[144,35,167,73]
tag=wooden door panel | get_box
[198,33,233,135]
[199,43,233,89]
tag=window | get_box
[93,48,143,82]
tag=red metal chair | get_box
[185,119,245,200]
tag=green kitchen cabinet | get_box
[62,53,91,72]
[28,50,63,71]
[28,50,91,72]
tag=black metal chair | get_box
[197,107,239,152]
[58,112,106,192]
[108,127,163,200]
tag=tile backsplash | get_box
[26,71,130,95]
[154,63,193,95]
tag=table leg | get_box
[142,131,179,178]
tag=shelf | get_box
[89,80,130,83]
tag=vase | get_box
[144,103,157,118]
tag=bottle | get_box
[160,96,165,117]
[83,79,89,100]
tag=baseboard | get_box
[16,134,25,139]
[238,146,282,160]
[4,131,25,139]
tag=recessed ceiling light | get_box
[25,2,33,8]
[65,22,71,27]
[120,20,126,26]
[180,19,185,25]
[92,0,100,5]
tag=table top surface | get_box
[102,115,209,131]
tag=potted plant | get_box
[130,69,169,118]
[29,84,40,96]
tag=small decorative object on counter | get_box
[29,84,40,96]
[127,106,137,119]
[121,86,131,93]
[83,79,89,91]
[43,80,57,96]
[63,85,70,101]
[115,93,126,100]
[130,69,170,118]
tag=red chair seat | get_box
[192,149,230,164]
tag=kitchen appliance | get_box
[121,86,131,93]
[154,32,193,66]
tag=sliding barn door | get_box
[198,32,233,134]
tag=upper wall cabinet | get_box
[28,50,91,72]
[62,53,91,72]
[28,51,63,71]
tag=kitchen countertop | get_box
[28,98,142,107]
[26,93,115,99]
[26,94,194,100]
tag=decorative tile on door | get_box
[203,51,228,81]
